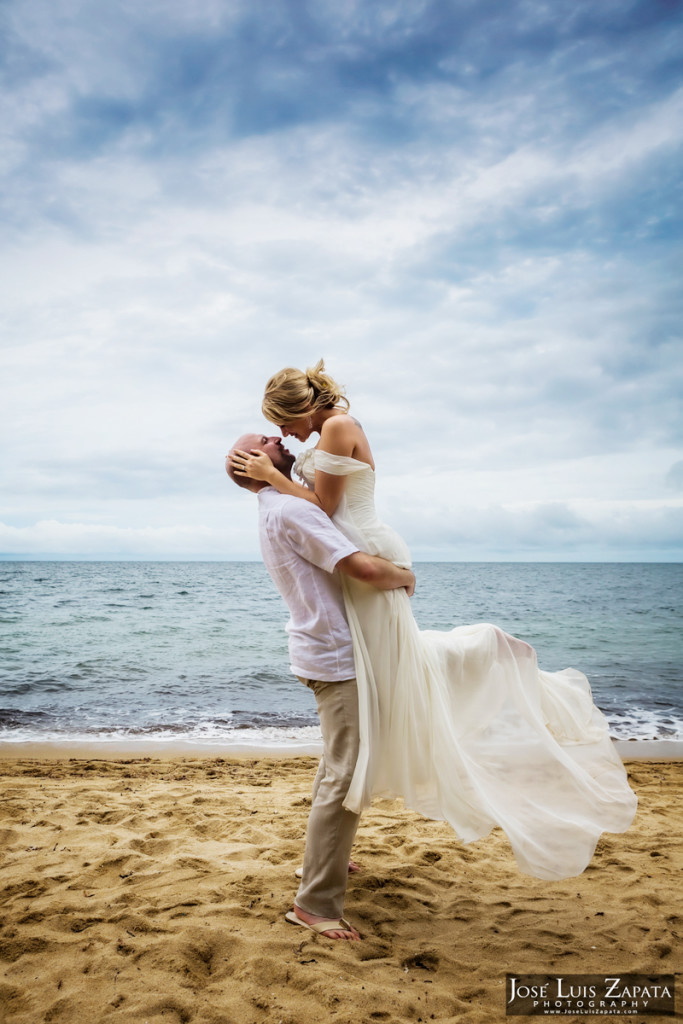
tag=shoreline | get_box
[0,737,681,761]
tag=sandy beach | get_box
[0,754,679,1024]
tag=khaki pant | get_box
[295,676,361,919]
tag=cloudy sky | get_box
[1,0,682,561]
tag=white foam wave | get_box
[0,723,324,752]
[604,708,683,741]
[0,710,681,752]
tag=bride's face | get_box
[279,413,315,443]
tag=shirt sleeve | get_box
[281,501,359,573]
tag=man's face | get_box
[238,433,295,477]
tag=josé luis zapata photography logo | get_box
[506,974,676,1016]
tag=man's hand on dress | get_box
[404,571,416,598]
[229,449,276,482]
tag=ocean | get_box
[0,561,681,751]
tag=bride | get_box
[230,359,637,880]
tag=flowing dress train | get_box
[294,448,637,881]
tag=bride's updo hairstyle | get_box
[262,358,350,425]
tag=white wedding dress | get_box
[294,448,637,881]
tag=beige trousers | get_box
[294,676,361,920]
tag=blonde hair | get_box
[262,358,349,425]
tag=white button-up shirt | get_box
[257,487,359,681]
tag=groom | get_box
[226,433,414,941]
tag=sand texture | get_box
[0,756,680,1024]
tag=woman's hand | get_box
[229,448,276,482]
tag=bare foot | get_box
[292,904,361,941]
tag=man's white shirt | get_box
[257,487,359,681]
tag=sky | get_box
[1,0,682,561]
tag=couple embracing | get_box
[226,360,636,942]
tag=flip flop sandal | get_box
[285,910,357,936]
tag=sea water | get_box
[0,561,681,750]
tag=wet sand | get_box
[0,755,680,1024]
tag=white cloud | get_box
[0,516,252,559]
[2,496,681,562]
[1,0,682,560]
